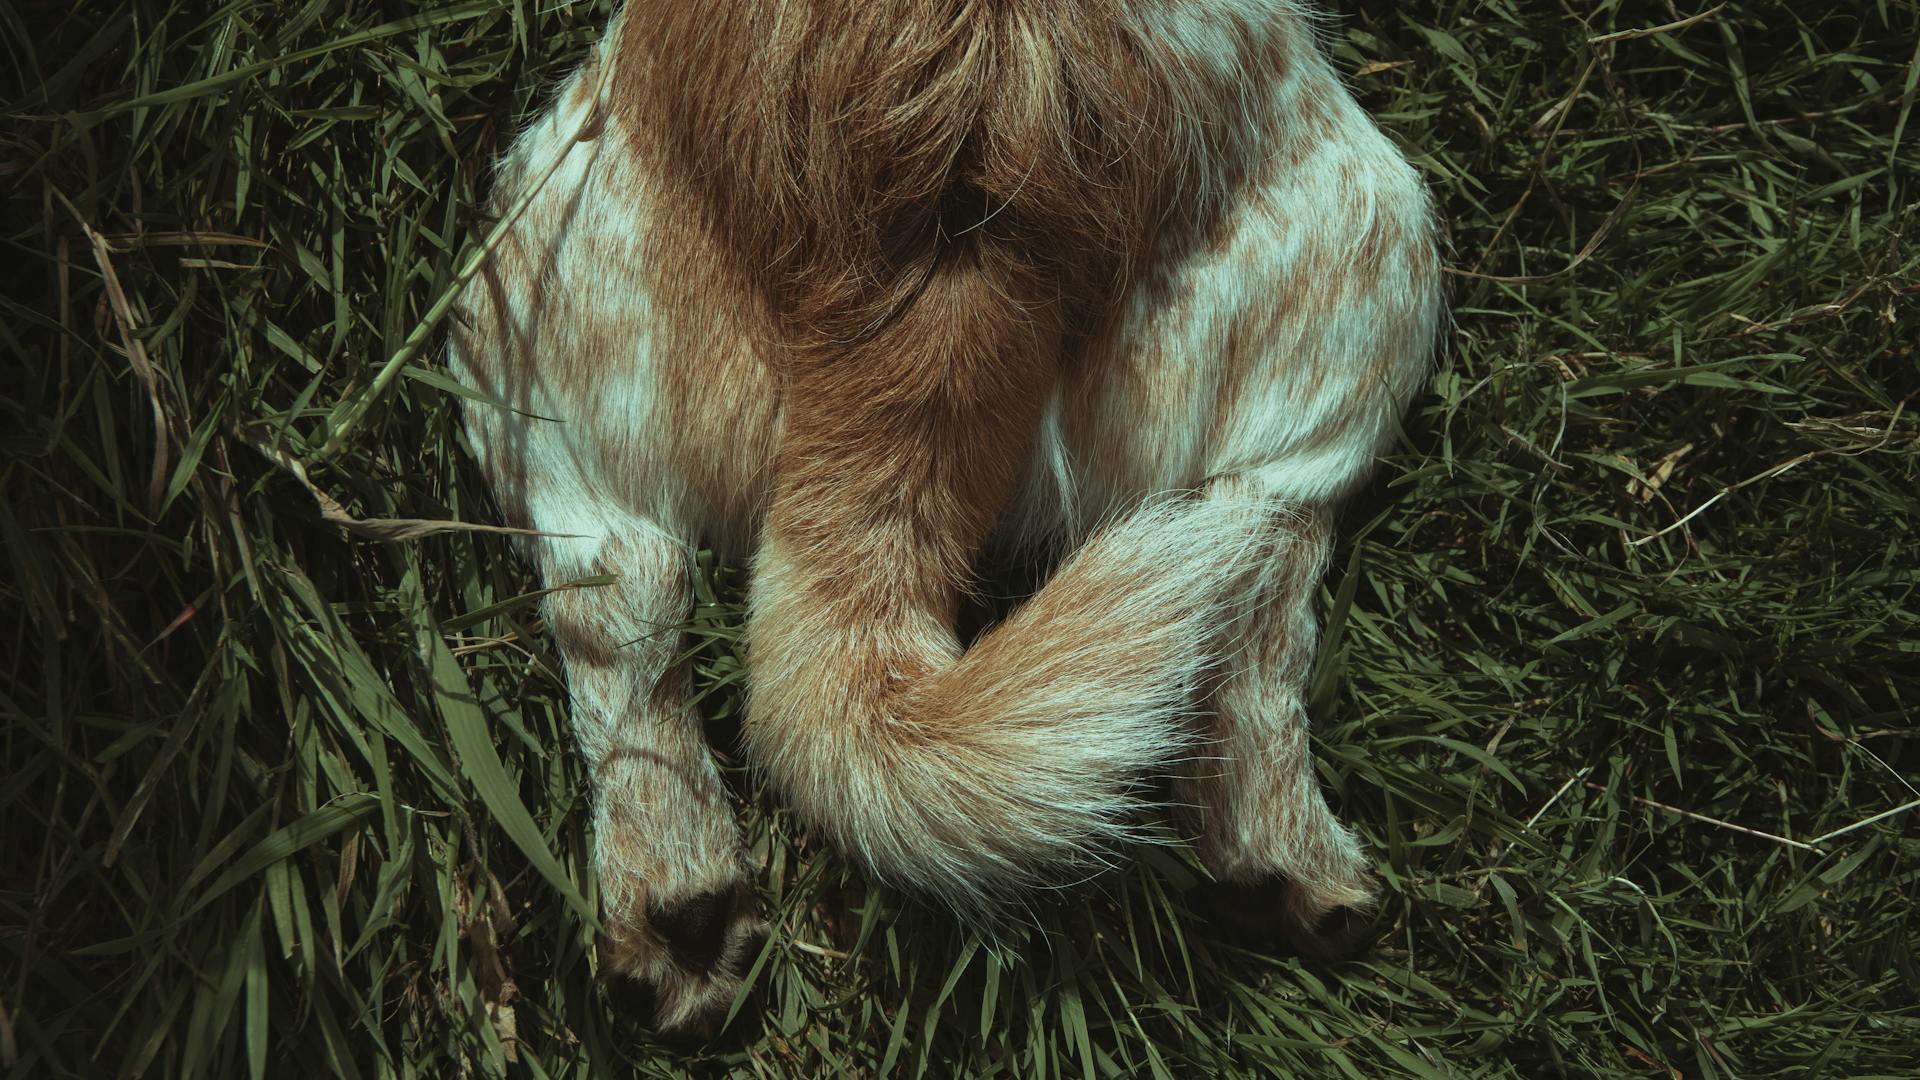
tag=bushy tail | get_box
[747,474,1279,912]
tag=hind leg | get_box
[537,523,764,1034]
[1176,484,1379,958]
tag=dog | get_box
[449,0,1442,1034]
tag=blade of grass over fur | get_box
[314,36,619,460]
[6,0,1918,1076]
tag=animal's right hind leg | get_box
[1174,489,1379,961]
[538,524,764,1035]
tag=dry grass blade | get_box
[69,202,177,513]
[247,435,559,543]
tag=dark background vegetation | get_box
[4,1,1917,1076]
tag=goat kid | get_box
[450,0,1443,1034]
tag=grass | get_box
[4,0,1918,1076]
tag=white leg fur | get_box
[1176,496,1376,920]
[537,525,763,1033]
[1019,41,1444,943]
[446,56,769,1032]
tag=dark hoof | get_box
[1282,902,1380,963]
[650,885,739,971]
[603,882,767,1037]
[1204,877,1381,963]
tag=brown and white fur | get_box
[449,0,1442,1034]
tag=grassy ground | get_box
[5,1,1918,1076]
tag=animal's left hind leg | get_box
[1177,491,1378,958]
